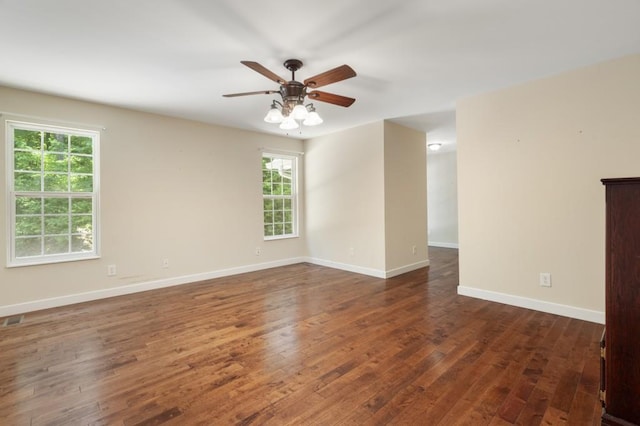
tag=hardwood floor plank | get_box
[566,390,600,426]
[449,358,527,424]
[0,248,603,425]
[516,387,551,425]
[550,370,581,412]
[540,406,569,425]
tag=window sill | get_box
[264,234,299,242]
[7,254,100,268]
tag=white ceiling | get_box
[1,1,639,151]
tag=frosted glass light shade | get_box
[303,111,323,126]
[264,107,284,123]
[291,104,309,120]
[279,115,299,130]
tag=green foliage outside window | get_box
[262,155,295,238]
[10,124,96,261]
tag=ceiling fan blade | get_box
[223,90,279,97]
[304,65,356,89]
[307,90,356,107]
[241,61,287,84]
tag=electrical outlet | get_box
[107,264,117,276]
[162,258,169,268]
[539,272,552,287]
[412,245,417,255]
[255,247,261,256]
[349,247,355,257]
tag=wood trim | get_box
[601,177,640,185]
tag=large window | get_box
[262,153,297,239]
[6,121,99,266]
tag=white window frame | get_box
[6,120,100,267]
[262,152,298,240]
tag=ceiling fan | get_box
[223,59,356,129]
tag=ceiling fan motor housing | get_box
[280,81,307,113]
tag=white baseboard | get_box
[428,242,459,249]
[304,257,429,279]
[384,260,430,278]
[304,257,386,278]
[457,285,605,324]
[0,257,306,317]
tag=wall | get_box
[0,86,305,314]
[427,150,458,248]
[383,121,429,274]
[457,54,640,323]
[304,121,428,278]
[304,122,387,276]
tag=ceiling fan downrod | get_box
[283,59,303,81]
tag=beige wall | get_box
[427,150,458,248]
[304,122,387,275]
[304,121,428,277]
[384,121,428,272]
[0,86,305,310]
[457,54,640,322]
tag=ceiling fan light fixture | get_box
[279,115,299,130]
[303,104,323,126]
[291,103,309,120]
[303,111,323,126]
[264,103,284,123]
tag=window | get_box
[262,153,297,239]
[6,121,99,266]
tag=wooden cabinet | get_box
[601,177,640,426]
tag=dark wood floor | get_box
[0,248,603,425]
